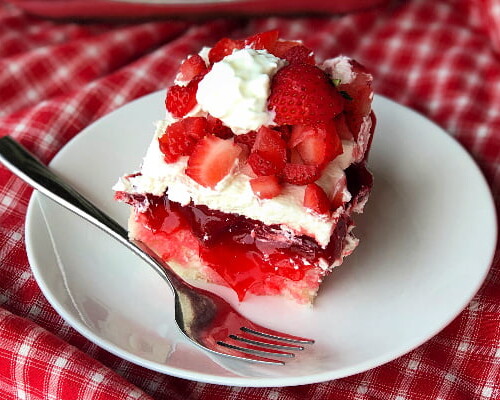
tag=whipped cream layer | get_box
[114,118,359,248]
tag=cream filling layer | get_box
[113,119,363,248]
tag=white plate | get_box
[25,93,497,387]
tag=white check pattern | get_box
[0,0,499,399]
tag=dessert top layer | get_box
[114,30,374,248]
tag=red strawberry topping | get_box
[233,131,257,150]
[274,125,292,141]
[290,121,342,167]
[208,38,244,64]
[281,163,320,185]
[250,175,281,199]
[247,126,287,176]
[178,54,208,82]
[268,63,343,125]
[333,113,355,140]
[336,60,373,117]
[304,183,330,215]
[186,135,242,188]
[244,30,279,53]
[206,115,233,139]
[272,39,302,57]
[165,74,204,118]
[281,45,315,65]
[158,117,209,163]
[344,114,365,141]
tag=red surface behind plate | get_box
[10,0,391,19]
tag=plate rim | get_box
[24,92,498,387]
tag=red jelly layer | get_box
[136,195,349,300]
[118,162,372,300]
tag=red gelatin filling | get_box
[117,162,372,301]
[127,194,348,300]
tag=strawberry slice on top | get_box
[247,126,287,176]
[290,121,343,167]
[186,135,242,188]
[336,60,373,117]
[208,38,245,64]
[250,175,281,199]
[165,73,206,118]
[304,183,330,215]
[268,63,343,125]
[234,130,257,150]
[281,45,315,65]
[206,115,233,139]
[208,30,280,65]
[281,163,320,186]
[159,117,209,163]
[177,54,208,83]
[272,39,302,58]
[244,30,280,53]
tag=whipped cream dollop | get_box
[196,48,285,134]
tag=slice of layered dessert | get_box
[114,30,375,305]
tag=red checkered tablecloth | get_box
[1,0,499,399]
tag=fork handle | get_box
[0,136,129,239]
[0,136,183,292]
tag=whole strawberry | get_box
[268,63,343,125]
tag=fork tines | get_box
[216,326,314,365]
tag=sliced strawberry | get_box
[248,127,287,176]
[186,135,242,188]
[178,54,208,82]
[239,162,258,178]
[272,39,302,57]
[165,74,205,118]
[290,121,342,166]
[253,126,287,156]
[334,113,354,140]
[337,60,373,117]
[158,117,209,163]
[282,45,315,65]
[296,135,328,166]
[289,124,312,148]
[304,183,330,215]
[182,116,210,139]
[234,130,257,149]
[247,153,279,177]
[274,124,292,141]
[289,147,304,164]
[268,63,343,125]
[250,175,281,199]
[244,29,279,53]
[345,113,365,141]
[165,85,195,118]
[208,38,244,64]
[206,115,233,139]
[281,163,320,185]
[363,110,377,162]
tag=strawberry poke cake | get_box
[114,30,375,305]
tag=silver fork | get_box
[0,136,313,365]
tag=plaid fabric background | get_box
[1,0,499,398]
